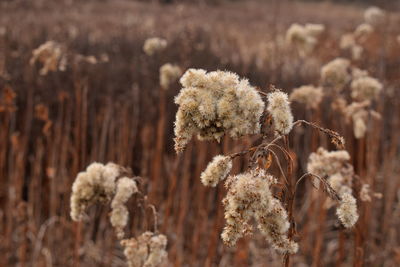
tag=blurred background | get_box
[0,0,400,266]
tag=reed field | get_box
[1,0,400,266]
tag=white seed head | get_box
[336,192,359,228]
[321,58,351,90]
[30,41,67,75]
[221,169,296,253]
[143,37,167,56]
[344,101,371,139]
[121,232,168,267]
[286,23,322,56]
[289,85,323,109]
[70,162,121,221]
[350,76,383,102]
[174,69,265,153]
[159,63,182,90]
[110,177,138,239]
[364,6,386,27]
[200,155,232,187]
[354,23,374,41]
[267,90,293,135]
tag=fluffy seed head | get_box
[285,23,324,56]
[307,147,352,190]
[336,192,359,228]
[321,58,351,89]
[200,155,232,187]
[70,162,121,221]
[121,232,168,267]
[354,23,374,41]
[174,69,265,153]
[344,101,370,139]
[221,169,297,253]
[364,6,386,27]
[159,63,182,90]
[350,76,383,102]
[289,85,323,109]
[267,90,293,135]
[30,41,67,75]
[143,37,167,56]
[110,177,138,239]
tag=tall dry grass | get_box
[0,0,400,266]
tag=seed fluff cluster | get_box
[320,58,351,90]
[143,37,167,56]
[200,155,232,187]
[70,162,138,238]
[364,6,386,28]
[350,75,383,102]
[121,231,168,267]
[159,63,182,90]
[173,68,265,153]
[285,23,325,56]
[30,41,67,75]
[221,169,298,254]
[289,85,323,110]
[307,148,358,228]
[111,177,139,239]
[267,90,294,135]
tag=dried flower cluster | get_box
[267,90,294,135]
[159,63,182,90]
[121,232,168,267]
[221,169,298,254]
[364,6,386,28]
[307,148,358,228]
[339,33,363,60]
[285,23,325,56]
[30,41,67,75]
[289,85,323,109]
[350,76,383,102]
[200,155,232,187]
[173,69,265,152]
[70,162,121,221]
[143,37,167,56]
[354,23,374,42]
[70,162,140,238]
[320,58,351,89]
[111,177,139,239]
[336,192,359,228]
[344,101,370,139]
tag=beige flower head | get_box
[336,192,359,228]
[159,63,182,90]
[350,76,383,102]
[267,90,293,135]
[289,85,323,109]
[174,69,265,153]
[30,41,67,75]
[70,162,121,221]
[221,169,297,254]
[143,37,167,56]
[121,232,168,267]
[364,6,386,27]
[321,58,351,90]
[200,155,232,187]
[286,23,324,56]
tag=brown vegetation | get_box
[0,0,400,266]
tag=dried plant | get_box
[173,68,264,152]
[285,23,325,57]
[174,69,354,265]
[289,85,323,110]
[159,63,182,90]
[70,163,168,266]
[143,37,168,56]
